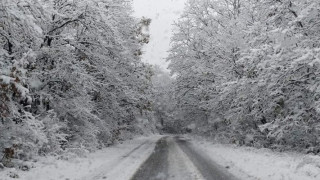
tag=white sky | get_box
[132,0,187,71]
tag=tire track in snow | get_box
[131,136,239,180]
[176,136,239,180]
[131,137,170,180]
[80,137,159,180]
[122,140,149,158]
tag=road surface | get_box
[131,136,238,180]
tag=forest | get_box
[0,0,156,167]
[166,0,320,153]
[1,0,320,170]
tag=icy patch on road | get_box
[0,135,162,180]
[191,137,320,180]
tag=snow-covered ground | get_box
[2,135,320,180]
[0,135,162,180]
[190,137,320,180]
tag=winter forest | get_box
[1,0,320,178]
[0,0,155,166]
[167,0,320,152]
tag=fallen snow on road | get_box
[191,137,320,180]
[167,137,204,180]
[0,135,162,180]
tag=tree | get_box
[167,0,320,152]
[0,0,157,165]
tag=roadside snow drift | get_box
[0,136,162,180]
[191,138,320,180]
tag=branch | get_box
[48,19,79,34]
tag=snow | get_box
[14,83,29,98]
[0,75,14,84]
[0,135,162,180]
[2,135,320,180]
[190,137,320,180]
[29,78,42,89]
[167,138,204,180]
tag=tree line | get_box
[0,0,155,167]
[167,0,320,153]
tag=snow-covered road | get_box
[0,136,162,180]
[82,137,157,180]
[2,135,320,180]
[131,136,237,180]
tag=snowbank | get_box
[0,135,162,180]
[191,137,320,180]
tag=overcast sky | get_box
[132,0,187,71]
